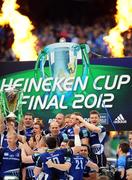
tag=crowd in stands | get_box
[0,17,132,61]
[0,110,132,180]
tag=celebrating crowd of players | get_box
[0,110,132,180]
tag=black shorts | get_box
[90,152,107,167]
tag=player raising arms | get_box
[77,110,107,167]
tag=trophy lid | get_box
[6,112,17,119]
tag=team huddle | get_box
[0,110,132,180]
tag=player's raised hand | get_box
[73,124,80,135]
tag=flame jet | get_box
[0,0,38,61]
[104,0,132,57]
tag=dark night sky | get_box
[1,0,116,25]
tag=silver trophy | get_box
[0,86,23,122]
[35,42,90,95]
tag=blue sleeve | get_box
[117,156,126,169]
[32,153,40,163]
[36,155,43,168]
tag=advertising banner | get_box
[0,44,132,131]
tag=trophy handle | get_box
[0,92,7,117]
[35,50,47,80]
[16,90,23,122]
[80,44,90,80]
[80,44,90,65]
[0,91,8,117]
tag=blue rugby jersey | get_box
[59,126,67,134]
[67,154,89,180]
[36,148,72,180]
[89,125,106,155]
[66,127,89,140]
[126,148,132,169]
[128,148,132,156]
[25,127,34,141]
[0,147,21,178]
